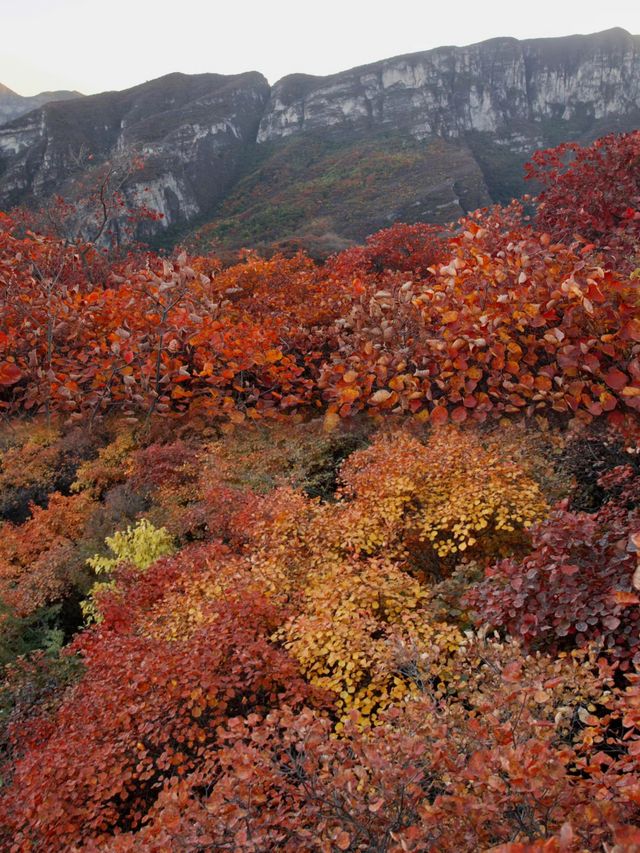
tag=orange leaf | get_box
[534,375,552,392]
[613,591,640,606]
[388,375,405,391]
[431,405,449,425]
[339,386,360,404]
[600,391,618,411]
[369,389,392,405]
[323,411,340,432]
[336,832,351,850]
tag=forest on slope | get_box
[0,130,639,851]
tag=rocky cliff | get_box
[0,72,270,234]
[259,28,640,142]
[0,28,638,251]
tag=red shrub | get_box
[327,221,448,279]
[0,578,319,849]
[465,466,640,666]
[526,131,640,271]
[107,639,639,853]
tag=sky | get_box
[1,0,639,96]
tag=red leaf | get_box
[0,361,22,386]
[430,405,449,425]
[604,368,628,391]
[502,661,523,683]
[451,406,467,423]
[621,319,640,342]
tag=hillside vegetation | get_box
[186,132,491,256]
[0,130,639,851]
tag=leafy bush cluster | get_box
[0,132,639,434]
[0,417,638,850]
[0,130,638,851]
[466,465,640,666]
[82,519,175,622]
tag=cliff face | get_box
[258,28,640,143]
[0,72,270,234]
[0,28,638,251]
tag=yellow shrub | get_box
[241,427,545,725]
[82,519,175,622]
[337,427,547,570]
[119,426,544,729]
[275,557,463,727]
[72,430,136,496]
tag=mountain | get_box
[0,72,270,241]
[0,82,83,125]
[0,28,639,254]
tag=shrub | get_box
[0,593,319,850]
[466,466,640,666]
[337,428,547,574]
[82,519,175,622]
[526,130,640,271]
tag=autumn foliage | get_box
[2,587,320,848]
[466,464,640,667]
[2,135,640,433]
[0,130,639,851]
[525,130,640,271]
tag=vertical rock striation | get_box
[258,28,640,143]
[0,72,270,232]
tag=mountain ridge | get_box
[1,27,638,254]
[0,84,83,126]
[258,26,637,91]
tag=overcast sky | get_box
[2,0,639,96]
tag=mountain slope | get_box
[0,82,83,125]
[189,132,492,256]
[0,72,270,237]
[0,28,639,253]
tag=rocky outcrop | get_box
[0,72,270,232]
[258,28,640,143]
[0,83,82,126]
[0,28,638,249]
